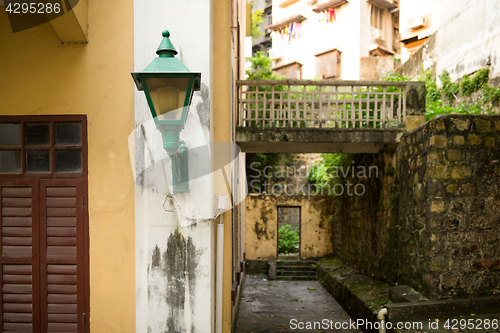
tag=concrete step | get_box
[276,260,317,266]
[277,255,300,260]
[277,265,317,271]
[277,270,317,276]
[277,275,317,281]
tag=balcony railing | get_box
[236,80,425,129]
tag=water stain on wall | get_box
[148,229,199,332]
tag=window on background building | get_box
[273,61,302,79]
[266,14,272,27]
[370,4,384,31]
[315,49,341,79]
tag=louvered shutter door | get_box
[0,180,41,333]
[39,179,84,333]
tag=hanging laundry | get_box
[328,8,336,22]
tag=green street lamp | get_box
[132,30,201,193]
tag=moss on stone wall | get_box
[327,114,500,299]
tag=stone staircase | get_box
[276,260,317,280]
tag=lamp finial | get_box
[157,30,177,57]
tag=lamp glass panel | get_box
[145,78,189,121]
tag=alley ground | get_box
[235,275,362,333]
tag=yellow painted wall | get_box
[245,194,334,260]
[0,1,135,331]
[212,0,233,330]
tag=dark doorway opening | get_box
[277,206,300,258]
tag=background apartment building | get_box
[266,0,400,80]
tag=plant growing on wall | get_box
[278,224,299,254]
[251,8,264,39]
[246,51,282,80]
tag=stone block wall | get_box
[397,114,500,298]
[331,148,400,283]
[331,114,500,299]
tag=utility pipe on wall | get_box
[216,216,224,333]
[377,308,388,333]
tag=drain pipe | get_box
[377,308,388,333]
[216,217,224,333]
[215,196,228,333]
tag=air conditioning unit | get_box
[269,48,281,60]
[373,28,384,41]
[408,16,426,31]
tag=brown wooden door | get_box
[0,178,86,333]
[0,116,88,332]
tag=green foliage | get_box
[251,9,264,39]
[278,224,299,254]
[471,68,490,93]
[459,69,491,96]
[440,70,459,104]
[246,51,275,80]
[423,68,498,120]
[460,74,472,96]
[483,84,500,106]
[382,71,410,82]
[425,100,455,121]
[246,153,295,193]
[422,70,441,103]
[308,153,354,189]
[386,165,396,176]
[246,51,281,80]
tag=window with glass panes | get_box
[0,116,86,176]
[370,4,384,31]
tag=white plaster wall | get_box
[436,0,500,81]
[271,0,362,79]
[399,0,440,63]
[361,1,397,58]
[134,0,214,332]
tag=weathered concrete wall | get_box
[237,127,405,153]
[398,34,437,80]
[397,114,500,298]
[399,0,500,82]
[245,194,334,260]
[437,0,500,81]
[360,57,395,81]
[246,153,321,194]
[134,0,215,332]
